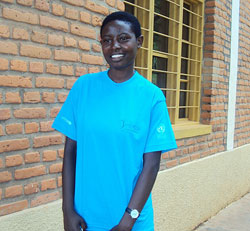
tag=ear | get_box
[137,35,144,48]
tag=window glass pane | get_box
[153,34,168,53]
[152,56,168,71]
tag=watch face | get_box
[131,209,139,218]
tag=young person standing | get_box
[53,11,177,231]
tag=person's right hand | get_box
[63,208,87,231]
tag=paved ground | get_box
[194,192,250,231]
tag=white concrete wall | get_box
[0,143,250,231]
[153,143,250,231]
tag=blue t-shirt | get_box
[52,71,177,231]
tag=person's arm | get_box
[111,151,161,231]
[63,136,87,231]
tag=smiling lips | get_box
[111,54,124,61]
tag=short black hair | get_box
[100,11,141,38]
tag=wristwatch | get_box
[125,207,140,219]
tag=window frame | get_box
[124,0,211,139]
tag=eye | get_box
[102,38,112,45]
[119,35,130,43]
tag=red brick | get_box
[191,153,201,161]
[0,171,12,183]
[0,25,10,38]
[15,165,46,180]
[78,40,91,51]
[36,77,64,88]
[3,8,38,24]
[35,0,49,11]
[24,152,40,163]
[14,108,46,119]
[64,37,77,47]
[0,158,3,168]
[5,185,23,198]
[0,0,14,3]
[50,107,61,118]
[58,149,64,158]
[42,92,55,103]
[29,62,44,73]
[71,24,96,39]
[61,65,73,76]
[54,49,80,62]
[10,60,27,72]
[17,0,33,6]
[58,176,62,187]
[67,78,77,89]
[5,92,21,104]
[58,93,68,103]
[48,34,63,46]
[0,200,28,216]
[25,122,39,134]
[31,30,47,44]
[20,44,51,59]
[80,11,91,24]
[0,108,11,120]
[0,188,2,200]
[31,191,60,207]
[84,0,109,15]
[82,54,103,65]
[49,163,63,173]
[0,41,18,55]
[106,0,115,7]
[13,27,29,40]
[23,91,41,103]
[92,15,102,27]
[5,155,23,167]
[0,58,8,70]
[65,8,78,20]
[33,134,62,148]
[0,75,32,88]
[5,123,23,135]
[62,0,83,6]
[76,67,87,76]
[43,150,57,161]
[24,182,40,195]
[0,125,3,136]
[92,43,101,53]
[46,63,59,74]
[88,67,100,73]
[40,15,68,32]
[52,3,64,16]
[40,121,54,132]
[179,156,190,164]
[41,178,56,191]
[0,138,29,153]
[166,159,178,168]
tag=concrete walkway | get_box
[194,192,250,231]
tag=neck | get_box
[108,68,135,83]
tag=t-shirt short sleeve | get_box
[144,89,177,153]
[52,80,79,141]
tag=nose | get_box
[112,39,121,50]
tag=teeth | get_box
[111,54,123,58]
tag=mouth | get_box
[111,54,124,61]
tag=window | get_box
[124,0,204,125]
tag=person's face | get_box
[100,20,143,71]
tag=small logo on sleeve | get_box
[157,124,166,133]
[61,116,72,125]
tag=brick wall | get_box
[159,0,232,170]
[0,0,124,216]
[235,0,250,147]
[0,0,250,217]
